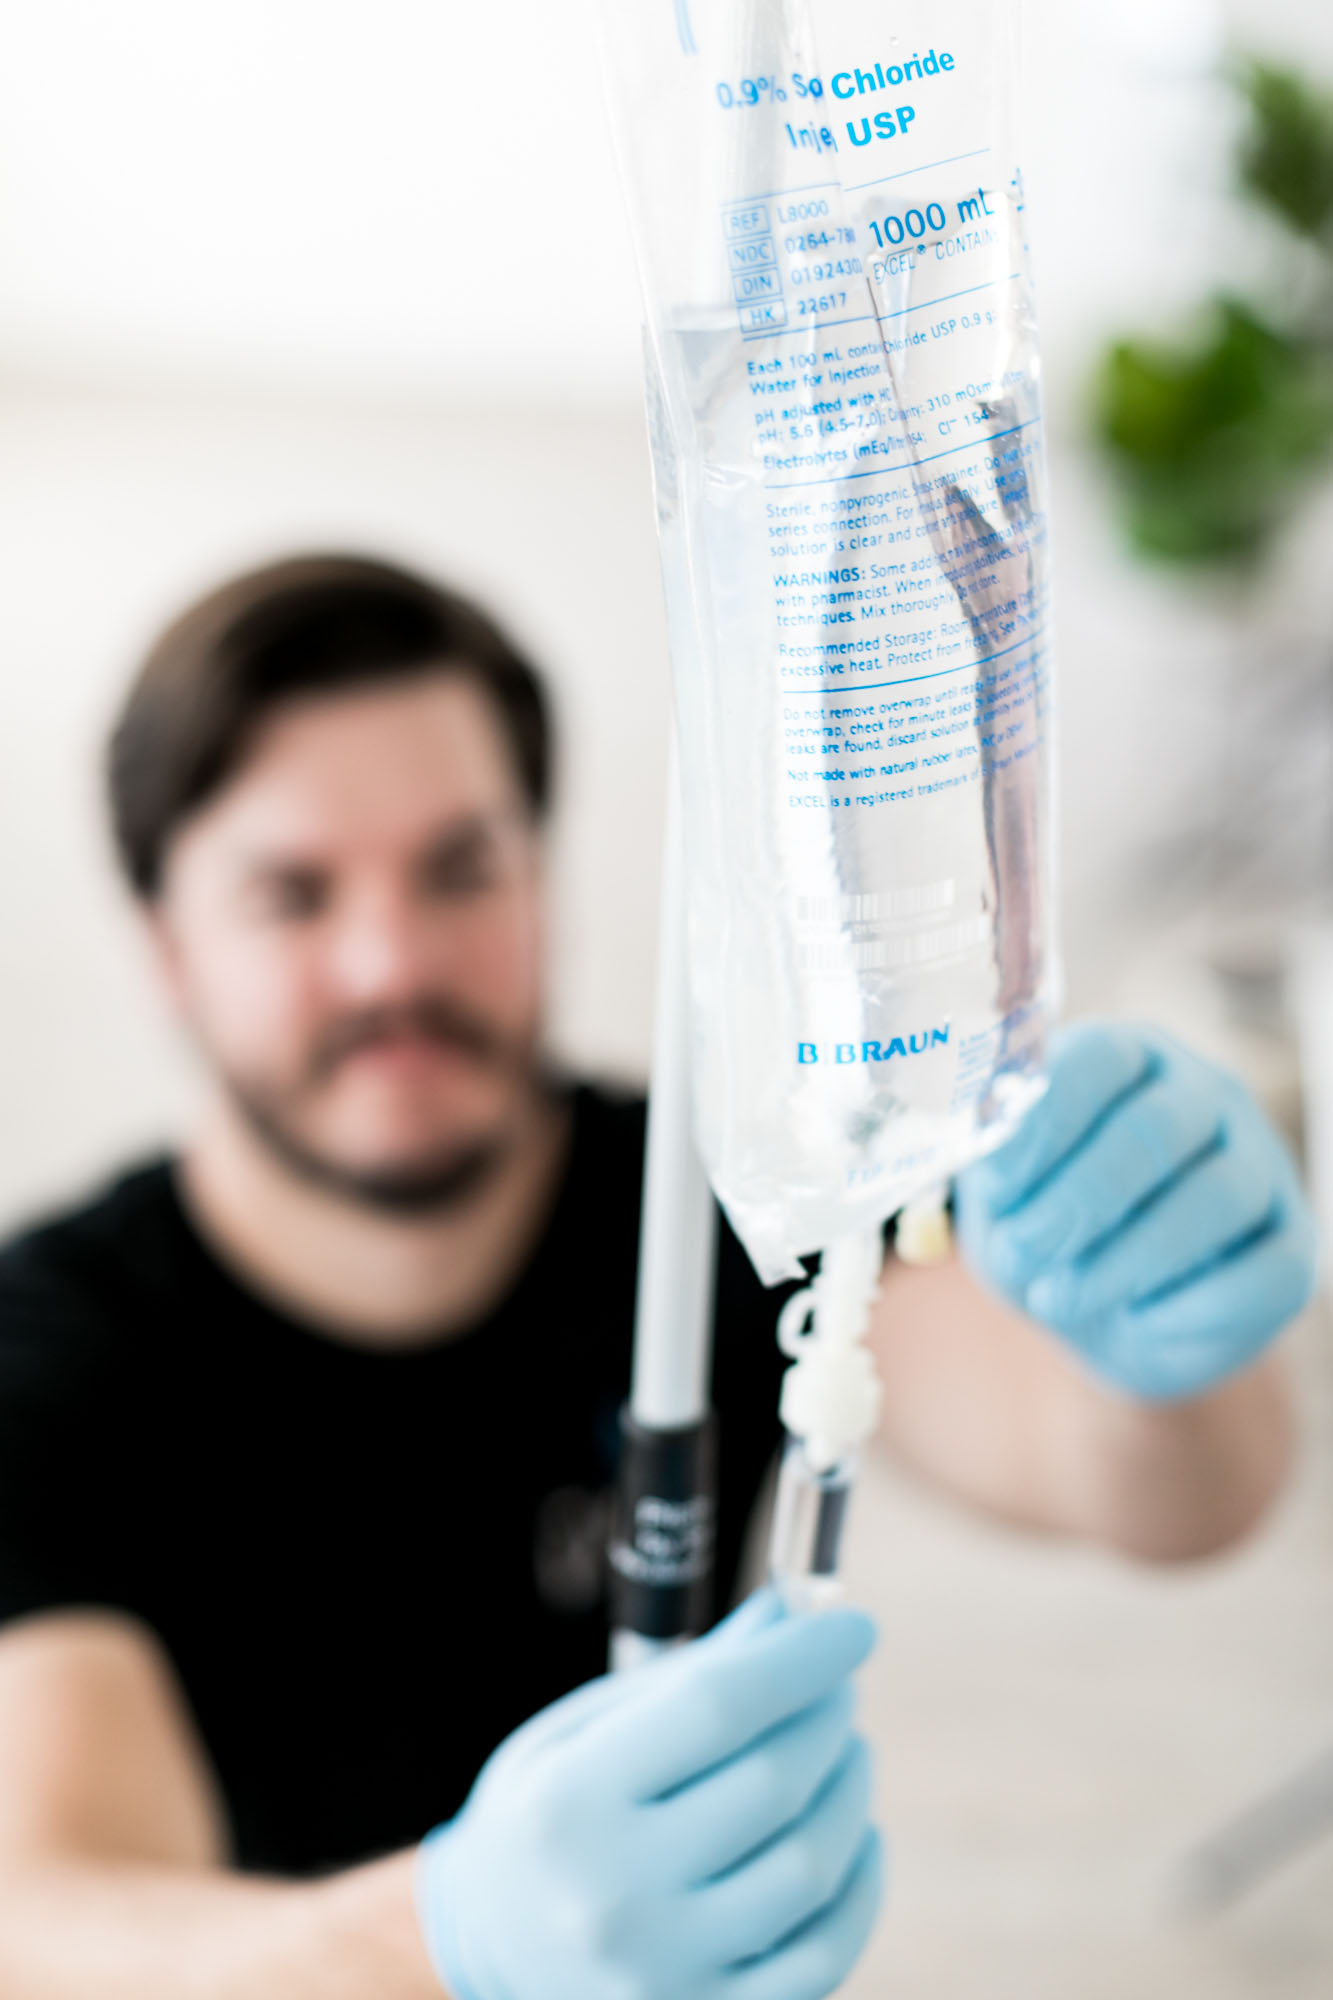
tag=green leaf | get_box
[1093,300,1333,567]
[1237,60,1333,240]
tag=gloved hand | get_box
[956,1020,1318,1402]
[416,1589,882,2000]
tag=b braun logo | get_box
[798,1025,950,1065]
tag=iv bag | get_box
[598,0,1060,1282]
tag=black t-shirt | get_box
[0,1086,789,1875]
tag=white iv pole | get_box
[608,745,719,1669]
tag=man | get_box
[0,554,1315,1999]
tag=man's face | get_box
[153,671,547,1208]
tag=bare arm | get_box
[0,1612,441,1999]
[868,1250,1293,1561]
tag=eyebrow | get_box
[236,853,329,886]
[233,809,525,881]
[417,806,532,858]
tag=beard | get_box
[221,994,544,1216]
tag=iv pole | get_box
[608,744,719,1670]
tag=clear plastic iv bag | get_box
[598,0,1060,1283]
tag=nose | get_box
[323,881,440,1007]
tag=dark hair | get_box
[108,553,552,898]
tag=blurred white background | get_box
[0,2,1331,1992]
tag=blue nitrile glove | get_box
[416,1588,883,2000]
[956,1020,1318,1402]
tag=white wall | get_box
[0,0,643,403]
[1225,0,1333,64]
[0,0,1239,424]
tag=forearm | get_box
[1037,1349,1292,1561]
[0,1849,441,2000]
[873,1252,1294,1559]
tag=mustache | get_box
[305,997,513,1084]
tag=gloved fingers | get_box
[655,1684,858,1885]
[965,1020,1156,1217]
[1094,1220,1317,1400]
[487,1667,643,1780]
[691,1737,873,1966]
[496,1592,784,1777]
[593,1607,876,1802]
[1024,1148,1282,1333]
[723,1827,885,2000]
[980,1068,1225,1285]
